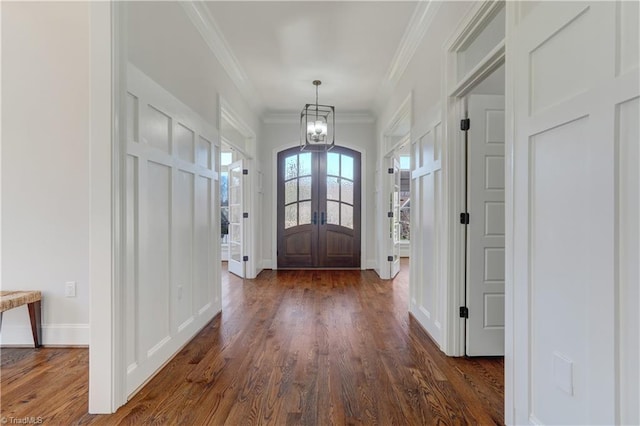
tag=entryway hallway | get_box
[1,260,503,424]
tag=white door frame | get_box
[442,0,505,358]
[379,94,411,279]
[89,1,127,413]
[218,97,257,278]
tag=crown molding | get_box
[181,2,263,114]
[263,111,375,125]
[385,0,441,85]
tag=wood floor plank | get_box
[1,260,504,425]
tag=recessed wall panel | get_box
[420,173,435,314]
[175,123,195,163]
[530,116,590,424]
[617,1,639,76]
[421,131,434,168]
[142,161,171,354]
[145,105,171,153]
[174,170,194,328]
[197,136,212,169]
[530,8,591,114]
[194,176,211,312]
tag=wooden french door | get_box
[277,146,361,268]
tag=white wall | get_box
[259,119,377,270]
[1,2,91,345]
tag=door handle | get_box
[312,211,318,225]
[320,212,326,225]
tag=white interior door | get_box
[390,156,401,278]
[509,1,639,424]
[466,94,505,356]
[228,159,244,277]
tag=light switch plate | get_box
[65,281,77,298]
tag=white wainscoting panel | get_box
[410,119,444,345]
[124,64,220,396]
[530,116,591,423]
[508,1,639,423]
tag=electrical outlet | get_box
[177,285,183,300]
[65,281,77,298]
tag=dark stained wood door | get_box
[277,146,361,268]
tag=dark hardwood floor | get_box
[1,260,504,425]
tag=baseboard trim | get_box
[0,324,90,346]
[260,259,272,270]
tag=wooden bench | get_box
[0,291,42,347]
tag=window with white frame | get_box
[400,155,410,241]
[220,151,233,243]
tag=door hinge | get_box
[387,255,394,262]
[460,118,470,131]
[388,211,394,218]
[243,212,249,218]
[243,255,249,262]
[460,212,470,224]
[459,306,469,318]
[242,169,248,175]
[388,167,394,174]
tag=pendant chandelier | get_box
[300,80,335,151]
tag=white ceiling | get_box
[205,1,418,114]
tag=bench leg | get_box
[27,300,42,348]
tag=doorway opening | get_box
[381,93,411,280]
[218,97,256,279]
[219,143,246,278]
[384,139,411,279]
[445,1,505,357]
[462,65,505,356]
[276,145,361,269]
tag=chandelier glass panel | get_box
[300,80,335,151]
